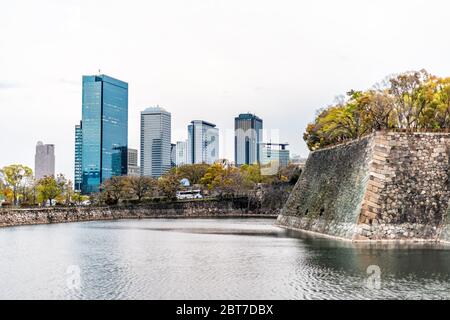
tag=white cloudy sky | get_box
[1,0,450,181]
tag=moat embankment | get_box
[0,198,278,228]
[278,131,450,244]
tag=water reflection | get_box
[0,218,449,299]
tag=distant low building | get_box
[127,148,140,176]
[35,141,55,180]
[259,143,290,174]
[290,154,307,169]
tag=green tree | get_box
[389,69,430,130]
[0,164,33,206]
[303,70,450,151]
[37,176,62,206]
[239,164,263,184]
[72,192,89,206]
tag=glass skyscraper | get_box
[187,120,219,164]
[140,106,171,178]
[74,121,83,192]
[80,74,128,194]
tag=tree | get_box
[277,164,302,185]
[55,174,74,205]
[102,176,128,205]
[389,69,430,130]
[303,70,450,150]
[126,176,156,201]
[239,164,263,184]
[19,177,38,206]
[72,192,88,206]
[37,176,62,206]
[0,180,5,202]
[201,164,246,197]
[175,164,210,185]
[0,164,33,206]
[158,173,180,200]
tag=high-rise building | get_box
[80,74,128,194]
[140,106,171,178]
[175,140,188,166]
[127,148,140,176]
[259,143,290,169]
[74,121,83,191]
[234,113,263,166]
[35,141,55,180]
[170,143,177,168]
[187,120,219,164]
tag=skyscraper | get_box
[140,106,171,178]
[234,113,263,166]
[127,148,140,176]
[175,140,188,166]
[80,74,128,194]
[187,120,219,164]
[74,121,82,191]
[35,141,55,180]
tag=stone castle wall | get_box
[277,134,374,239]
[277,132,450,243]
[0,198,276,229]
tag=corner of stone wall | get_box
[358,132,389,226]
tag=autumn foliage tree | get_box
[304,70,450,150]
[0,164,33,205]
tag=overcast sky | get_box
[1,0,450,181]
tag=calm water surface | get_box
[0,218,449,299]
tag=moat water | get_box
[0,218,449,299]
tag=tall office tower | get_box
[175,140,188,166]
[81,74,128,194]
[74,121,83,191]
[35,141,55,180]
[140,106,171,178]
[170,143,177,168]
[234,113,263,166]
[187,120,219,164]
[127,148,140,176]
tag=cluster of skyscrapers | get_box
[74,74,289,194]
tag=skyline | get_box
[2,0,450,182]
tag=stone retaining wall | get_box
[0,198,277,228]
[278,132,450,243]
